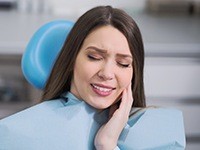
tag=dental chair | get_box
[21,20,74,89]
[0,20,186,150]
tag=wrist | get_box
[95,137,117,150]
[95,144,116,150]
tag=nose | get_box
[97,63,114,80]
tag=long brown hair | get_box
[41,6,146,107]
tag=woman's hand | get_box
[95,84,133,150]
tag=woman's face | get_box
[70,25,133,110]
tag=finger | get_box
[119,84,133,116]
[127,83,134,109]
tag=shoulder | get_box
[0,99,65,125]
[129,107,184,125]
[128,107,185,135]
[118,107,186,149]
[0,99,67,149]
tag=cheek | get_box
[118,69,133,89]
[74,59,97,82]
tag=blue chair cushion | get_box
[21,20,74,89]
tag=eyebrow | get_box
[86,46,133,59]
[86,46,107,54]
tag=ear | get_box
[21,20,74,89]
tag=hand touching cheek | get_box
[95,83,133,150]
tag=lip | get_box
[91,83,116,97]
[92,83,115,89]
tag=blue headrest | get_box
[21,20,74,89]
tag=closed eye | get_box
[117,62,131,68]
[87,55,103,61]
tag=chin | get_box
[87,94,119,110]
[92,101,113,110]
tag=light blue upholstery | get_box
[21,20,74,89]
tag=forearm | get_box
[95,132,117,150]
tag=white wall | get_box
[48,0,147,17]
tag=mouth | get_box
[91,83,116,97]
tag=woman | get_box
[42,5,145,149]
[0,6,185,150]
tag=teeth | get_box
[92,84,112,92]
